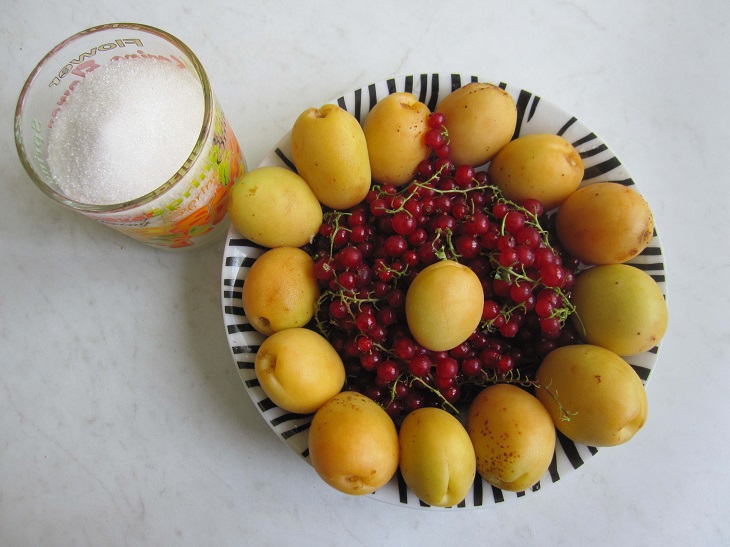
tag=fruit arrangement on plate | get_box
[221,73,667,509]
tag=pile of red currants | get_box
[306,112,582,419]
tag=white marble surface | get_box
[2,1,728,545]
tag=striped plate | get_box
[220,73,667,509]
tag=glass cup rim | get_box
[14,22,215,213]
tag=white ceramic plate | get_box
[221,73,666,509]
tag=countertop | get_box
[2,1,728,545]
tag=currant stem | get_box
[323,210,352,256]
[468,368,576,422]
[491,186,551,245]
[536,378,578,422]
[432,228,460,262]
[408,375,460,415]
[318,288,383,319]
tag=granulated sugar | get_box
[47,57,205,206]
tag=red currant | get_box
[408,354,431,377]
[454,165,475,187]
[425,128,445,149]
[338,245,362,269]
[428,112,446,129]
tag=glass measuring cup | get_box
[14,23,246,250]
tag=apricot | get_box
[255,328,345,414]
[363,92,431,186]
[466,384,555,492]
[555,182,655,265]
[405,260,484,351]
[241,247,319,336]
[571,264,668,356]
[308,392,399,496]
[436,82,517,167]
[535,344,648,447]
[227,166,322,248]
[291,104,371,209]
[398,407,476,507]
[488,133,584,211]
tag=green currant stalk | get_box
[480,301,526,331]
[314,288,384,337]
[382,185,420,216]
[536,378,578,422]
[490,185,553,247]
[322,210,351,257]
[380,165,491,217]
[486,207,580,327]
[317,288,383,318]
[432,228,459,261]
[379,370,460,417]
[489,253,580,328]
[375,260,410,279]
[412,178,493,199]
[406,374,460,415]
[314,292,333,337]
[372,341,396,358]
[490,257,536,285]
[467,368,576,422]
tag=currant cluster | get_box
[306,112,581,419]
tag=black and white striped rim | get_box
[220,73,667,509]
